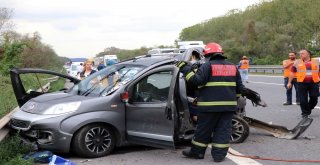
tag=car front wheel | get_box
[230,116,249,143]
[72,124,116,158]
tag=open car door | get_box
[10,68,80,107]
[125,65,179,149]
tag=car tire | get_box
[72,124,116,158]
[230,116,249,143]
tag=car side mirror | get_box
[120,91,129,103]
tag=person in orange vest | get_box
[283,51,300,105]
[287,49,319,118]
[238,56,250,83]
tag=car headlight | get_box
[43,101,81,115]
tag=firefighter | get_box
[178,42,244,162]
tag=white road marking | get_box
[208,145,261,164]
[227,148,262,165]
[249,75,282,78]
[247,81,283,86]
[248,76,320,110]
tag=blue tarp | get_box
[106,59,117,66]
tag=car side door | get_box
[125,65,179,149]
[10,68,80,107]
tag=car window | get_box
[20,73,75,94]
[132,71,173,103]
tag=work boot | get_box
[213,157,225,162]
[182,149,204,159]
[283,102,292,105]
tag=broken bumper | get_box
[10,110,73,153]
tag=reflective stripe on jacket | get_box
[239,60,249,69]
[185,59,243,112]
[295,59,319,83]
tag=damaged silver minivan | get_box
[9,51,251,158]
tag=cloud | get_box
[2,0,261,58]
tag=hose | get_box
[228,150,320,163]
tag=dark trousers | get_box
[284,78,300,103]
[297,82,319,116]
[191,111,233,159]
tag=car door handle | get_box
[165,107,172,120]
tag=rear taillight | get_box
[120,92,129,102]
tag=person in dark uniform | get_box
[178,42,244,162]
[187,49,202,122]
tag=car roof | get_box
[120,53,182,67]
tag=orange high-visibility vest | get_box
[295,59,319,83]
[240,60,249,69]
[283,59,296,78]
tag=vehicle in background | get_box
[67,58,87,77]
[147,48,179,55]
[104,55,119,65]
[68,64,80,78]
[93,57,104,67]
[177,41,205,53]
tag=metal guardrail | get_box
[249,65,283,74]
[0,76,59,142]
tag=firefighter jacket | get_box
[184,57,244,112]
[294,58,320,83]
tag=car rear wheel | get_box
[72,124,116,158]
[230,116,249,143]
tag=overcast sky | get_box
[2,0,261,58]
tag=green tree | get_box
[179,0,320,64]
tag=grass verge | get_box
[0,76,17,118]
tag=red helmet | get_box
[203,42,223,56]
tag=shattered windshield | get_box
[68,65,144,97]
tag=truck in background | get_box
[177,41,205,53]
[93,57,104,67]
[147,48,179,55]
[104,55,118,66]
[91,55,118,70]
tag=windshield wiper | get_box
[79,66,126,96]
[99,68,132,96]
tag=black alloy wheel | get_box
[73,124,116,158]
[230,116,249,143]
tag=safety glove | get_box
[177,61,192,75]
[191,61,201,70]
[241,87,267,107]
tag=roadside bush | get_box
[0,135,33,165]
[0,42,24,76]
